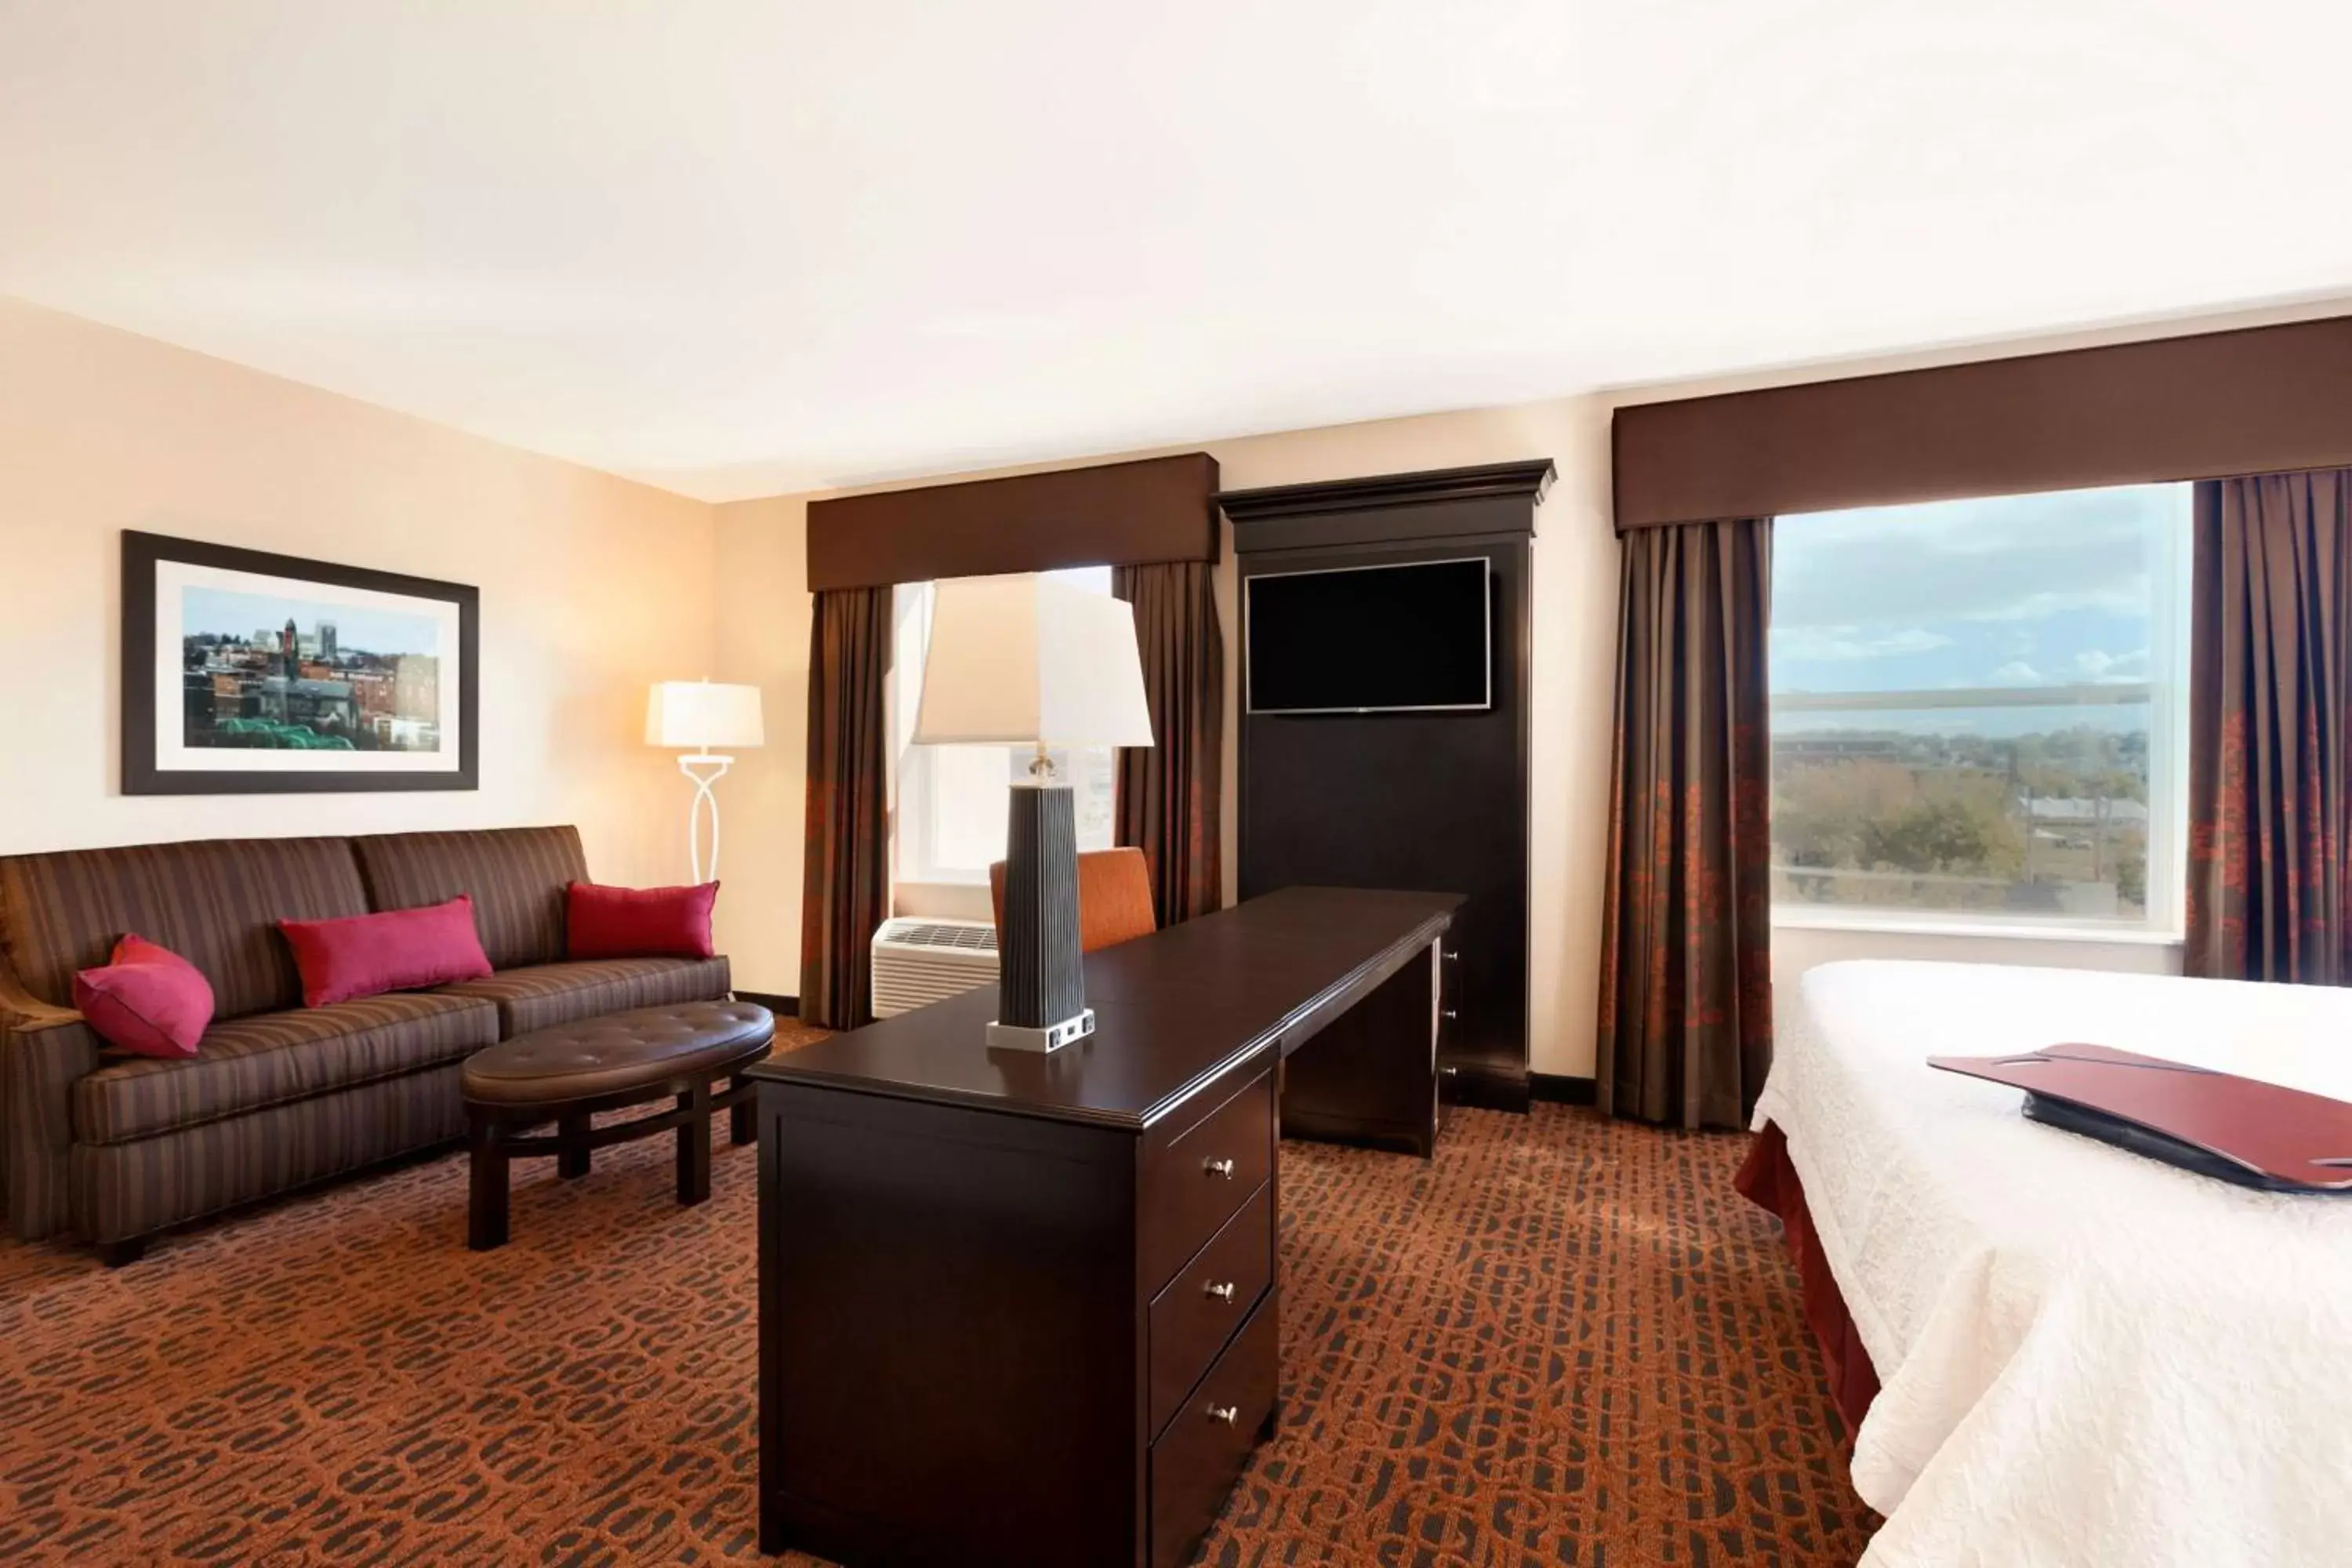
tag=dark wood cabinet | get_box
[750,887,1457,1566]
[1222,461,1553,1114]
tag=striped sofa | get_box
[0,826,731,1258]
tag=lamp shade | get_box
[913,575,1155,750]
[645,681,764,750]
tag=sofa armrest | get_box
[0,969,82,1031]
[0,972,98,1241]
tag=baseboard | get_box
[1528,1073,1597,1106]
[736,990,800,1018]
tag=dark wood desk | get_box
[749,886,1461,1566]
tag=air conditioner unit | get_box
[869,916,999,1018]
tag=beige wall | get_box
[0,296,720,889]
[713,396,1624,1077]
[712,493,815,985]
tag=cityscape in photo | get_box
[180,584,444,753]
[1769,484,2186,924]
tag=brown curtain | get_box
[2185,470,2352,982]
[1596,518,1774,1130]
[1111,561,1224,925]
[799,586,892,1029]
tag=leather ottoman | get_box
[459,999,775,1250]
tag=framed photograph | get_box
[122,530,479,794]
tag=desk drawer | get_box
[1149,1182,1271,1439]
[1141,1072,1273,1288]
[1148,1292,1276,1568]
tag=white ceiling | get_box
[5,1,2350,502]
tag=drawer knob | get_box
[1442,1009,1459,1021]
[1204,1280,1237,1303]
[1207,1403,1240,1426]
[1443,949,1460,960]
[1203,1156,1236,1180]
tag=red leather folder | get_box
[1929,1043,2352,1194]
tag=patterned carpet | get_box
[0,1091,1878,1566]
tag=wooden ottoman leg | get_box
[468,1112,511,1251]
[730,1073,757,1145]
[557,1112,592,1179]
[677,1080,713,1206]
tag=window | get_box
[889,566,1120,890]
[1769,484,2190,932]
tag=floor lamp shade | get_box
[647,681,765,752]
[646,681,764,883]
[913,576,1154,1049]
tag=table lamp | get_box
[646,679,764,882]
[913,575,1154,1051]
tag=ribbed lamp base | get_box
[992,782,1089,1051]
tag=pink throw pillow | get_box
[73,935,216,1058]
[279,895,493,1007]
[566,880,718,961]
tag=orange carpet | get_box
[0,1090,1878,1566]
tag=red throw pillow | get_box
[279,895,493,1007]
[73,935,216,1058]
[567,880,718,960]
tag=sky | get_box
[183,585,442,657]
[1769,482,2188,735]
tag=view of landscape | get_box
[1769,484,2188,925]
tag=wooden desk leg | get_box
[677,1081,713,1205]
[729,1073,757,1145]
[557,1112,591,1178]
[467,1113,510,1250]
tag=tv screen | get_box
[1246,557,1492,714]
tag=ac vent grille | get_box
[870,916,1000,1018]
[886,922,999,952]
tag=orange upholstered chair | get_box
[988,847,1158,955]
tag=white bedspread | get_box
[1757,960,2352,1568]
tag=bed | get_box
[1746,960,2352,1568]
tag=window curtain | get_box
[2185,470,2352,983]
[799,586,892,1029]
[1596,517,1774,1130]
[1111,561,1224,925]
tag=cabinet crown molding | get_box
[1216,459,1555,524]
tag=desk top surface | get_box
[748,885,1459,1130]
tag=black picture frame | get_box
[122,530,480,795]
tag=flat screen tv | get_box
[1245,557,1492,714]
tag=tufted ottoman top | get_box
[461,1000,775,1106]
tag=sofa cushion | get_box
[73,935,216,1058]
[0,837,370,1020]
[350,827,587,971]
[438,956,731,1036]
[280,895,493,1007]
[71,1065,468,1246]
[566,880,718,960]
[71,991,499,1145]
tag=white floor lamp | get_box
[647,680,764,883]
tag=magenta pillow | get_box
[72,935,215,1058]
[279,895,493,1007]
[567,880,718,960]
